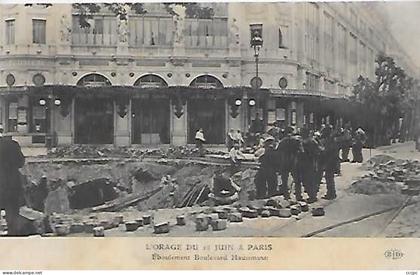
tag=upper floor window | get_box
[32,19,46,44]
[72,16,118,46]
[5,19,15,45]
[278,28,285,48]
[129,16,174,47]
[184,18,228,48]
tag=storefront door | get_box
[75,98,114,144]
[131,98,170,145]
[188,98,225,144]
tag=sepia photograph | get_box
[0,0,420,246]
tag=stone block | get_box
[70,223,85,234]
[216,210,228,220]
[135,218,144,227]
[203,207,216,214]
[405,179,420,188]
[211,219,227,231]
[228,212,243,223]
[113,215,124,225]
[125,221,139,232]
[55,224,70,236]
[240,208,258,218]
[266,207,280,216]
[261,210,271,218]
[290,206,301,216]
[143,214,153,225]
[278,209,292,218]
[195,214,209,231]
[83,222,97,233]
[176,215,186,226]
[265,196,290,208]
[401,187,420,196]
[154,222,170,234]
[93,226,105,237]
[312,207,325,217]
[298,202,309,212]
[99,220,114,230]
[207,213,219,223]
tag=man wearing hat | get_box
[254,135,278,199]
[276,126,303,200]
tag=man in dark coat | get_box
[298,127,322,203]
[276,127,303,200]
[319,125,339,200]
[254,136,278,199]
[0,132,26,236]
[341,124,352,162]
[352,127,366,163]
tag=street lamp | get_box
[250,30,263,84]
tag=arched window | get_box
[134,74,168,88]
[190,75,223,89]
[77,74,112,87]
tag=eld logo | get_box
[384,249,404,260]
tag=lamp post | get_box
[250,30,263,87]
[39,94,61,148]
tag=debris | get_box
[265,196,290,209]
[70,223,84,234]
[298,202,309,212]
[176,215,186,226]
[290,206,301,216]
[195,214,209,231]
[240,208,258,218]
[278,209,292,218]
[93,226,105,237]
[216,210,228,219]
[312,207,325,217]
[211,219,227,231]
[135,218,144,227]
[154,222,170,234]
[113,215,124,225]
[55,224,70,236]
[261,210,271,218]
[228,212,243,223]
[125,221,139,232]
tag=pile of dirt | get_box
[348,178,402,195]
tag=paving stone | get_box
[228,212,243,223]
[93,226,105,237]
[261,210,271,218]
[298,202,309,212]
[240,208,258,218]
[266,207,280,216]
[207,213,219,223]
[405,179,420,188]
[203,207,216,214]
[211,219,227,231]
[176,215,186,226]
[290,206,301,215]
[154,222,170,234]
[265,196,290,208]
[143,214,153,225]
[83,222,97,233]
[135,218,144,227]
[99,220,114,230]
[70,223,84,234]
[125,221,139,232]
[311,207,325,217]
[278,208,292,218]
[216,210,228,220]
[113,215,124,225]
[195,214,209,231]
[55,224,70,236]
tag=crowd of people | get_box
[227,122,367,203]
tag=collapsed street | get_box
[8,141,420,238]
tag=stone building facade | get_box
[0,3,417,146]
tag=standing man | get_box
[320,125,339,200]
[299,127,322,203]
[195,128,206,157]
[254,136,278,199]
[0,130,26,236]
[352,127,366,163]
[276,127,303,200]
[341,124,352,162]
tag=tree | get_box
[72,3,214,28]
[351,53,416,146]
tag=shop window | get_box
[5,19,15,45]
[190,75,223,89]
[32,19,46,44]
[7,101,18,132]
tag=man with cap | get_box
[254,135,278,199]
[276,126,303,200]
[0,129,26,235]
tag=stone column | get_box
[296,101,304,128]
[17,95,29,134]
[54,97,74,145]
[172,4,186,57]
[57,6,73,55]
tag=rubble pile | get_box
[47,145,228,160]
[350,156,420,196]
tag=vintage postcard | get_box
[0,0,420,270]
